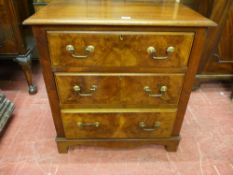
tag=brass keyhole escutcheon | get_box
[119,35,124,41]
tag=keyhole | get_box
[119,35,124,41]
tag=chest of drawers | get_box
[24,0,215,153]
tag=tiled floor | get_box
[0,61,233,175]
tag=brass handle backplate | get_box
[66,44,95,58]
[73,85,97,97]
[77,122,100,128]
[139,121,161,131]
[147,46,175,60]
[144,85,167,97]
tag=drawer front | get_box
[55,73,184,107]
[48,32,194,68]
[62,112,176,139]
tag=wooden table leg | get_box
[15,49,37,94]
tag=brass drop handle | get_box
[66,44,95,58]
[73,85,97,97]
[139,121,161,131]
[144,85,167,97]
[77,122,100,128]
[147,46,175,60]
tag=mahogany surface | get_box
[182,0,233,87]
[24,0,215,27]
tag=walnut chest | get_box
[24,0,215,153]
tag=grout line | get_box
[200,89,213,105]
[230,164,233,170]
[166,153,182,175]
[213,165,221,175]
[196,142,204,175]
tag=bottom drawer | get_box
[61,111,176,139]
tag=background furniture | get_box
[181,0,233,87]
[33,0,52,12]
[0,0,37,94]
[25,0,215,153]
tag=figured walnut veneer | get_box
[55,73,184,107]
[47,32,194,69]
[62,112,176,139]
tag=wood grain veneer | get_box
[55,73,184,107]
[62,112,176,139]
[47,31,194,68]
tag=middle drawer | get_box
[55,73,184,107]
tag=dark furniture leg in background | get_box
[15,49,37,94]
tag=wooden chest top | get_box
[24,0,215,27]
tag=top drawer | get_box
[47,31,194,69]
